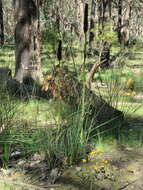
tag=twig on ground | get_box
[118,179,137,190]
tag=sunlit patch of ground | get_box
[0,145,143,190]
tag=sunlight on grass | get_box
[133,106,143,118]
[0,46,15,75]
[17,99,54,127]
[0,183,23,190]
[16,98,74,130]
[94,137,118,153]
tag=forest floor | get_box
[0,139,143,190]
[0,103,143,190]
[0,46,143,189]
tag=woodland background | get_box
[0,0,143,190]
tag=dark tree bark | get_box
[0,0,4,47]
[99,0,111,69]
[14,0,43,85]
[89,0,96,49]
[117,0,123,44]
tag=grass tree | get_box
[0,0,4,47]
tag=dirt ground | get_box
[0,144,143,190]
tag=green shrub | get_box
[0,87,17,167]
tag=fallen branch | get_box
[86,62,102,87]
[118,179,138,190]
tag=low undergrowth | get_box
[0,44,143,190]
[0,86,18,168]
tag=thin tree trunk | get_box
[75,0,84,42]
[0,0,4,47]
[14,0,43,85]
[99,0,111,69]
[89,0,96,48]
[117,0,122,44]
[121,0,131,46]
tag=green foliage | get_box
[47,100,74,121]
[128,36,143,49]
[78,72,87,82]
[23,108,91,168]
[120,127,143,147]
[42,23,60,50]
[0,87,17,168]
[1,143,11,168]
[92,21,118,46]
[0,88,17,133]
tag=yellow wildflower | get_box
[93,165,99,171]
[98,150,104,153]
[90,159,95,162]
[82,159,86,163]
[89,150,104,157]
[90,151,97,155]
[102,159,108,164]
[87,157,91,162]
[90,149,104,155]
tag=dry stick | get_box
[86,62,103,87]
[118,178,141,190]
[118,182,134,190]
[0,178,61,190]
[86,40,106,88]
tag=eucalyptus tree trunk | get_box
[14,0,43,85]
[99,0,111,68]
[121,0,131,46]
[75,0,84,41]
[0,0,4,47]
